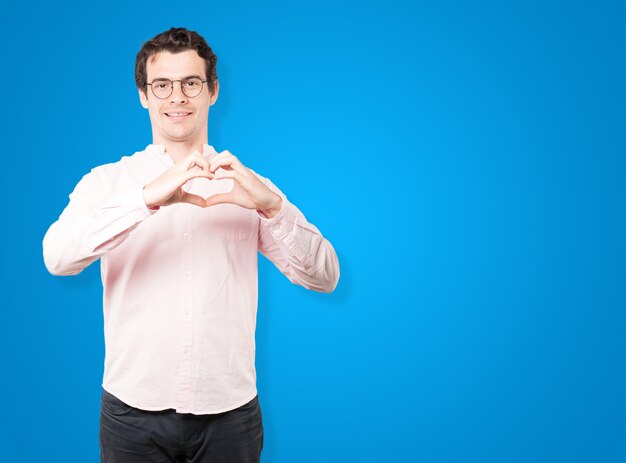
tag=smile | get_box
[165,112,192,119]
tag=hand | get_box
[206,150,283,217]
[143,151,213,208]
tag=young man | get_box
[42,27,340,463]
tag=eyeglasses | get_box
[146,77,208,99]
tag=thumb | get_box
[205,192,234,207]
[180,191,209,208]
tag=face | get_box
[139,49,219,146]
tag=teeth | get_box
[167,113,190,116]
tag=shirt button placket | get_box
[177,208,194,412]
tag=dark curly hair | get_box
[135,27,218,97]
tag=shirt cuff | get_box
[258,196,304,239]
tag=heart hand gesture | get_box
[142,149,283,218]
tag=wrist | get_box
[142,185,160,210]
[259,194,282,219]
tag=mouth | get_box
[164,112,192,121]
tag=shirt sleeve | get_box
[42,167,158,276]
[254,172,340,293]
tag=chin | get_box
[163,126,192,136]
[167,132,197,142]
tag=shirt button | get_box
[183,232,190,238]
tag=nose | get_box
[169,81,188,103]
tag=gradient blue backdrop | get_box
[2,1,625,462]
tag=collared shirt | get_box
[42,143,340,414]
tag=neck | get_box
[154,138,208,164]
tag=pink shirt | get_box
[42,143,339,414]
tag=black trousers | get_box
[99,388,264,463]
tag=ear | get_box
[209,80,219,106]
[138,88,149,109]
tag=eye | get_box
[186,80,200,87]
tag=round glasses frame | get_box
[146,78,208,99]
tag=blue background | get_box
[2,0,625,461]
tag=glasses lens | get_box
[152,79,172,98]
[182,78,203,98]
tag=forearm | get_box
[259,196,340,293]
[43,186,156,276]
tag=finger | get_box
[209,152,243,174]
[192,151,210,164]
[179,151,201,166]
[179,152,208,170]
[187,153,213,177]
[205,192,235,207]
[214,150,235,160]
[183,166,212,182]
[188,153,211,173]
[208,154,234,173]
[213,169,242,182]
[180,191,208,208]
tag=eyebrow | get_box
[153,74,204,80]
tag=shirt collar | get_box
[145,143,217,160]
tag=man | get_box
[42,27,339,463]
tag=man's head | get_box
[136,27,218,97]
[136,27,219,146]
